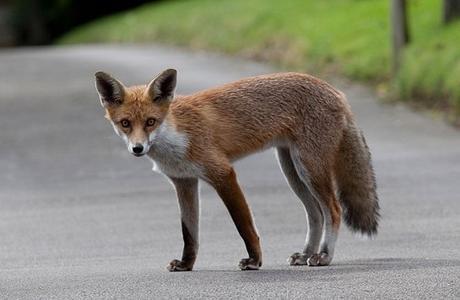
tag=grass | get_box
[58,0,460,118]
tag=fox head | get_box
[94,69,177,157]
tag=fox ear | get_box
[94,71,125,107]
[147,69,177,103]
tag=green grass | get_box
[397,14,460,116]
[58,0,460,116]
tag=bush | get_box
[10,0,159,45]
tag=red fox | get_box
[94,69,379,271]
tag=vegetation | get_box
[10,0,156,44]
[58,0,460,118]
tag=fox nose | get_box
[132,144,144,154]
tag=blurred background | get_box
[1,1,460,298]
[1,0,460,122]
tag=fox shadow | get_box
[196,257,460,283]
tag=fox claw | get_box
[167,259,193,272]
[307,253,332,266]
[238,258,262,270]
[288,252,309,265]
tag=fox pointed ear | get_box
[94,71,125,107]
[147,69,177,103]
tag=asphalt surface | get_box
[0,45,459,299]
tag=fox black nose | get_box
[132,144,144,154]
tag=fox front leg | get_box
[208,168,262,270]
[168,177,200,271]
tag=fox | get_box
[94,69,379,271]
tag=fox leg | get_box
[311,194,341,266]
[207,167,262,270]
[290,148,341,266]
[276,147,324,266]
[304,189,341,266]
[167,177,200,271]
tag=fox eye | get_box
[120,119,130,128]
[146,118,156,127]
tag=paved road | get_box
[0,45,459,299]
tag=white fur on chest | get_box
[147,120,202,178]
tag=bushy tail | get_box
[335,120,380,236]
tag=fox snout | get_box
[131,143,146,156]
[127,140,150,157]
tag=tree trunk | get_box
[443,0,460,23]
[390,0,410,74]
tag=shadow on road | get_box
[194,258,460,282]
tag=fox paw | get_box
[288,252,310,265]
[307,253,332,266]
[167,259,193,272]
[238,258,262,271]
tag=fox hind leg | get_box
[276,147,324,266]
[290,148,341,266]
[306,196,340,266]
[314,191,341,266]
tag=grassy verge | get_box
[58,0,460,120]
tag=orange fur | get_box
[95,70,379,271]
